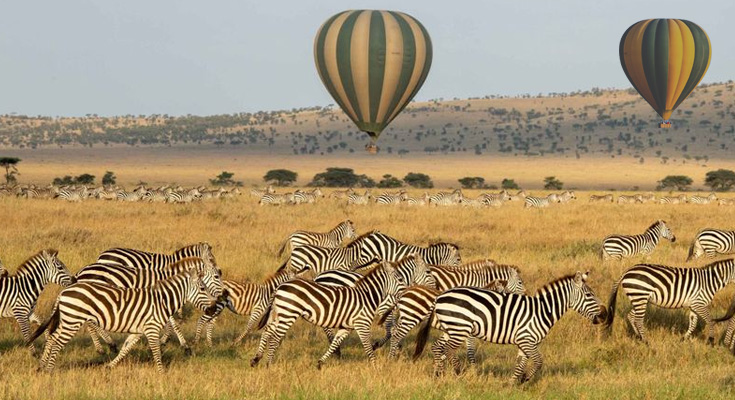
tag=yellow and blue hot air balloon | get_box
[314,10,432,152]
[620,19,711,128]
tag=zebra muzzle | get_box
[593,305,608,325]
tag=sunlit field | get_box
[2,192,735,399]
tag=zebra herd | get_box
[588,191,734,206]
[3,218,735,382]
[0,183,242,203]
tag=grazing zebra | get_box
[375,192,408,205]
[193,262,295,347]
[589,194,613,203]
[557,190,577,203]
[689,193,718,204]
[605,259,735,344]
[523,194,559,209]
[406,193,431,206]
[292,188,324,205]
[429,189,463,206]
[347,190,372,205]
[277,220,357,257]
[617,194,642,204]
[0,250,75,353]
[30,268,217,373]
[659,194,687,204]
[600,220,676,260]
[719,198,735,206]
[250,255,429,368]
[259,192,294,206]
[355,231,462,267]
[688,229,735,261]
[329,188,354,199]
[286,231,380,274]
[414,271,606,382]
[250,185,275,197]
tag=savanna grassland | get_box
[2,190,735,400]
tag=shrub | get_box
[458,177,485,189]
[377,174,403,188]
[403,172,433,188]
[656,175,693,191]
[263,169,298,186]
[102,171,117,186]
[501,178,520,190]
[705,169,735,192]
[543,176,563,190]
[210,171,243,186]
[310,167,374,188]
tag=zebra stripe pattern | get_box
[688,229,735,261]
[356,231,461,267]
[278,220,357,257]
[601,220,676,260]
[347,191,372,205]
[617,194,642,204]
[659,194,687,204]
[96,242,215,270]
[287,231,380,274]
[524,194,559,209]
[292,188,324,204]
[689,193,717,204]
[605,259,735,344]
[589,194,613,203]
[259,192,294,206]
[375,192,407,205]
[414,271,606,382]
[429,189,462,206]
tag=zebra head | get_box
[484,279,509,293]
[398,253,435,287]
[708,193,718,201]
[344,220,358,240]
[184,268,217,308]
[40,249,76,287]
[656,220,676,243]
[568,271,606,324]
[505,267,526,294]
[197,242,216,264]
[198,256,224,299]
[426,243,461,267]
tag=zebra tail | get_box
[376,305,395,326]
[713,297,735,323]
[27,305,60,345]
[276,239,289,258]
[412,312,434,361]
[604,278,621,334]
[256,304,273,330]
[686,238,697,262]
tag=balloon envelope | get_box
[314,10,432,143]
[619,19,711,121]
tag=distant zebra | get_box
[259,192,294,206]
[30,268,217,372]
[166,189,201,204]
[292,188,323,204]
[458,196,486,208]
[116,188,146,202]
[719,198,735,206]
[481,191,511,205]
[375,192,407,205]
[659,194,687,204]
[589,194,613,203]
[329,188,354,199]
[355,231,462,267]
[0,250,75,353]
[523,194,559,209]
[600,220,676,260]
[605,259,735,344]
[287,231,381,274]
[429,189,463,206]
[57,187,88,202]
[688,229,735,261]
[347,190,372,205]
[414,271,605,382]
[617,194,642,204]
[24,188,56,199]
[406,193,430,206]
[250,185,275,197]
[508,190,527,201]
[689,193,717,204]
[143,189,169,203]
[557,190,576,203]
[250,255,429,368]
[277,220,357,257]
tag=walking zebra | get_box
[414,271,606,382]
[166,188,201,204]
[259,192,294,206]
[328,188,354,199]
[600,220,676,260]
[589,194,613,203]
[688,229,735,261]
[292,188,324,204]
[286,231,380,274]
[375,192,407,205]
[524,194,559,209]
[429,189,463,206]
[659,194,687,204]
[459,196,486,208]
[96,242,215,270]
[714,297,735,354]
[277,220,357,257]
[719,198,735,206]
[557,190,577,203]
[0,250,75,353]
[57,187,89,202]
[250,185,275,197]
[481,191,511,205]
[689,193,717,204]
[347,190,372,205]
[250,255,430,368]
[355,231,462,267]
[30,267,218,372]
[604,259,735,344]
[406,193,430,206]
[617,194,642,204]
[508,190,527,201]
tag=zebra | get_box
[259,192,294,206]
[329,188,354,199]
[714,297,735,354]
[508,190,527,201]
[286,231,381,274]
[589,194,613,203]
[719,198,735,206]
[193,262,295,347]
[414,271,606,382]
[600,220,676,260]
[406,193,430,206]
[659,194,688,204]
[24,188,56,199]
[523,194,559,209]
[347,190,372,205]
[0,250,75,353]
[250,255,430,368]
[143,188,170,203]
[429,189,463,206]
[617,194,642,204]
[250,185,275,198]
[637,193,656,203]
[355,231,462,267]
[688,229,735,261]
[57,187,88,202]
[277,220,357,257]
[166,189,201,204]
[557,190,577,203]
[481,191,511,205]
[292,188,324,205]
[458,196,486,208]
[689,193,718,204]
[604,259,735,345]
[95,242,215,270]
[29,267,217,373]
[375,192,408,205]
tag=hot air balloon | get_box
[314,10,432,153]
[619,19,711,128]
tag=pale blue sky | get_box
[0,0,731,116]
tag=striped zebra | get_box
[250,185,275,198]
[376,192,408,205]
[328,188,354,199]
[406,193,430,206]
[600,220,676,260]
[116,187,148,202]
[355,231,462,267]
[57,187,88,202]
[689,193,717,204]
[523,194,559,209]
[604,259,735,344]
[250,255,430,368]
[429,189,463,206]
[347,190,372,205]
[714,298,735,353]
[166,189,201,204]
[481,191,511,205]
[557,190,577,203]
[193,262,295,347]
[143,188,170,202]
[0,250,75,353]
[659,194,688,204]
[617,194,642,204]
[286,231,380,274]
[259,192,294,206]
[30,267,218,373]
[687,229,735,261]
[414,271,606,382]
[96,242,215,270]
[589,194,613,203]
[277,220,357,257]
[24,188,56,199]
[458,196,486,208]
[508,190,527,201]
[292,188,324,205]
[96,187,119,201]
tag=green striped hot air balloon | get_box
[314,10,432,152]
[619,19,711,128]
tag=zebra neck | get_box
[354,270,388,309]
[265,270,292,292]
[535,280,573,328]
[326,227,343,244]
[11,272,48,299]
[645,228,661,245]
[154,277,188,315]
[707,260,735,288]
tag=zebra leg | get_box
[166,317,191,355]
[87,324,118,354]
[511,348,529,383]
[41,323,81,373]
[86,324,106,354]
[517,343,543,383]
[251,323,274,367]
[13,308,36,355]
[725,318,735,352]
[144,328,165,373]
[265,316,297,366]
[626,301,649,344]
[205,318,216,347]
[372,311,394,351]
[430,333,450,376]
[388,316,417,359]
[355,320,378,364]
[688,303,713,345]
[322,328,342,359]
[236,305,267,345]
[29,311,51,342]
[317,328,351,369]
[107,334,142,368]
[466,337,479,365]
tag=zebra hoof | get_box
[316,361,322,370]
[108,343,119,354]
[250,357,260,367]
[184,347,193,356]
[334,348,342,359]
[371,341,381,351]
[707,337,715,347]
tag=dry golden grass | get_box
[2,192,735,399]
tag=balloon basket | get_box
[659,122,672,129]
[366,144,379,154]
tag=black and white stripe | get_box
[524,194,559,209]
[375,192,407,205]
[356,231,461,267]
[429,189,463,206]
[286,231,379,274]
[259,192,294,206]
[688,229,735,261]
[659,195,687,204]
[600,220,676,260]
[347,190,372,205]
[277,220,357,257]
[292,188,324,204]
[617,194,642,204]
[689,193,717,204]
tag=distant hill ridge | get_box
[1,82,733,161]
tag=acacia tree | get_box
[543,176,563,190]
[102,171,117,186]
[0,157,21,184]
[263,169,298,186]
[705,169,735,192]
[657,175,693,191]
[403,172,433,188]
[458,177,485,189]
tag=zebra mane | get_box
[534,273,578,296]
[646,220,665,231]
[430,259,500,272]
[346,230,379,248]
[351,260,386,284]
[166,257,204,272]
[428,242,459,250]
[14,249,58,276]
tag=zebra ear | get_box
[574,271,585,283]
